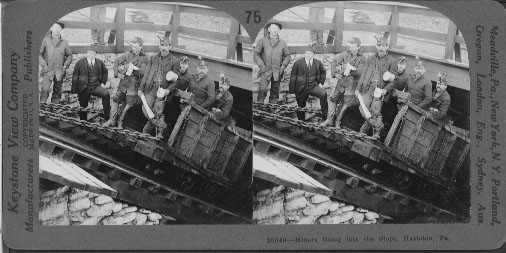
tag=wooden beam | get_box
[444,21,458,60]
[237,35,252,44]
[388,6,400,47]
[333,1,345,51]
[326,9,337,45]
[397,26,446,42]
[180,5,230,18]
[398,6,446,19]
[179,26,229,41]
[107,7,118,44]
[343,23,392,32]
[123,23,171,31]
[119,2,174,12]
[62,20,116,30]
[344,1,394,12]
[115,3,126,52]
[454,29,462,62]
[226,19,240,60]
[171,5,181,47]
[275,21,334,30]
[454,35,466,45]
[236,26,244,62]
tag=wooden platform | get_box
[253,151,332,196]
[39,155,118,198]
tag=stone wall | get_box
[253,185,380,225]
[40,185,166,226]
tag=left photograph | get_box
[38,2,254,225]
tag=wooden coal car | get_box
[166,103,252,185]
[351,102,470,189]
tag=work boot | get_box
[102,101,122,127]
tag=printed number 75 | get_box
[245,10,261,23]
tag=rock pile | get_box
[40,186,167,226]
[253,185,381,225]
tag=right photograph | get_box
[252,1,470,224]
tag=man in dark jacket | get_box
[288,45,327,121]
[321,37,364,128]
[428,75,451,120]
[209,74,234,125]
[406,57,432,110]
[40,22,73,104]
[188,57,216,110]
[254,21,290,105]
[71,46,110,121]
[103,36,147,128]
[381,56,409,134]
[139,35,180,134]
[163,56,192,134]
[355,36,397,139]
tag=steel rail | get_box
[253,124,467,222]
[40,127,252,223]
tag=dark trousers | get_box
[296,85,328,121]
[257,75,281,104]
[78,85,111,120]
[40,75,63,103]
[164,94,183,132]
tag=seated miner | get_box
[71,45,110,121]
[288,45,328,121]
[139,35,180,125]
[103,36,147,128]
[405,57,432,110]
[355,36,397,139]
[427,74,451,121]
[39,22,73,104]
[208,74,234,126]
[188,56,216,110]
[321,37,364,128]
[141,71,179,139]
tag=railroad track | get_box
[253,109,468,223]
[39,127,252,224]
[39,106,252,224]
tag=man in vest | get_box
[254,21,290,105]
[288,45,328,121]
[103,36,147,128]
[71,45,110,121]
[39,22,73,104]
[355,36,397,139]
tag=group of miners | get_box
[40,22,235,140]
[254,21,451,139]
